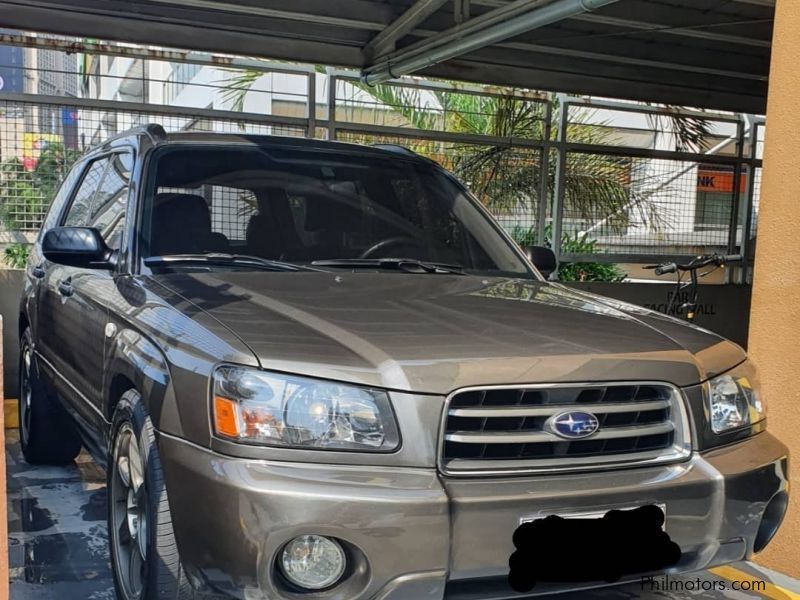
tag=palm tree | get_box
[220,68,711,241]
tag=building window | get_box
[163,62,202,103]
[695,191,732,230]
[694,166,742,231]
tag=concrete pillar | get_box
[747,0,800,578]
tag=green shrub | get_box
[4,243,30,269]
[508,225,537,247]
[509,225,626,282]
[557,230,626,282]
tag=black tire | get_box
[108,389,193,600]
[18,328,82,465]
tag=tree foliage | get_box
[0,143,81,231]
[509,225,625,282]
[335,81,706,234]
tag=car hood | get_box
[151,272,745,393]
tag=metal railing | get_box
[0,33,762,283]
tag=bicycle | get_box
[644,253,742,322]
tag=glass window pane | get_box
[41,160,86,234]
[89,152,132,250]
[142,146,530,277]
[63,158,108,227]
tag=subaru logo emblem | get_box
[547,411,600,439]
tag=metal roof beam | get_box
[571,13,771,48]
[421,57,765,114]
[492,39,765,81]
[362,0,620,85]
[10,2,756,82]
[0,0,772,113]
[472,0,774,9]
[364,0,450,59]
[388,23,766,81]
[146,0,384,30]
[0,0,366,65]
[0,32,317,74]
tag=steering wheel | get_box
[359,236,425,259]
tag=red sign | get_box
[697,169,747,193]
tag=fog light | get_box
[280,535,346,590]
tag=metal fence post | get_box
[536,97,553,246]
[307,71,317,138]
[739,118,760,284]
[550,96,569,263]
[327,70,337,141]
[725,117,745,284]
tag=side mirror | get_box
[42,227,116,269]
[524,245,557,279]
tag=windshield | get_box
[139,144,533,278]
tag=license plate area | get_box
[510,504,679,593]
[520,503,667,526]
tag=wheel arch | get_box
[107,373,137,419]
[104,327,181,436]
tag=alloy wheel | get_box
[111,423,148,599]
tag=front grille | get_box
[440,383,690,475]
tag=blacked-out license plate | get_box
[508,504,681,593]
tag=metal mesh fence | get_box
[564,103,740,154]
[0,99,306,235]
[333,77,549,140]
[0,36,763,272]
[560,151,740,257]
[750,167,762,240]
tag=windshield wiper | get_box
[311,258,466,275]
[145,253,323,272]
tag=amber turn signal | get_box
[214,396,240,437]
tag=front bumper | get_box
[159,431,788,600]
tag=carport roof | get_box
[3,0,774,113]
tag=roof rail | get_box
[142,123,167,143]
[371,143,418,157]
[101,123,167,147]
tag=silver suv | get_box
[18,125,788,599]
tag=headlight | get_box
[212,366,400,451]
[709,361,766,434]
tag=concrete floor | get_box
[5,428,799,600]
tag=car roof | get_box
[100,124,432,165]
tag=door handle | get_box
[57,279,74,297]
[31,264,45,279]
